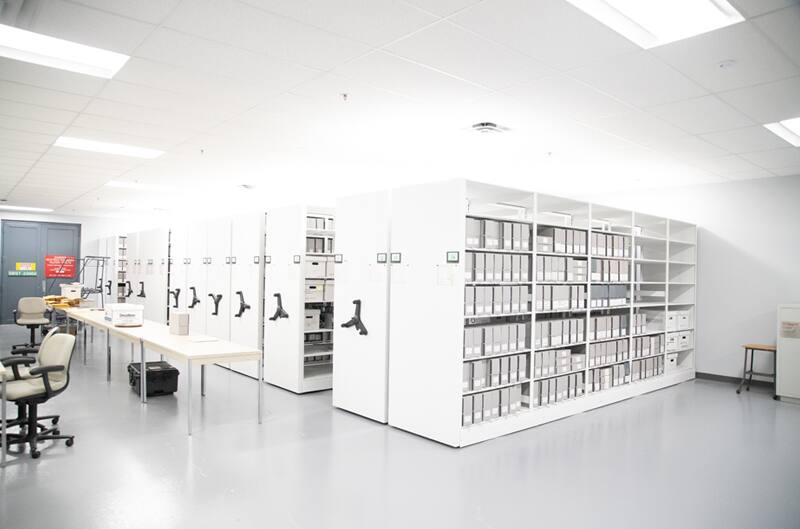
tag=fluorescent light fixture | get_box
[0,205,54,212]
[0,23,129,78]
[105,180,174,192]
[764,118,800,147]
[564,0,744,49]
[55,137,164,159]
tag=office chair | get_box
[2,327,60,432]
[12,297,53,352]
[1,332,76,458]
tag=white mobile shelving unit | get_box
[264,206,337,393]
[386,179,696,447]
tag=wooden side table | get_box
[736,344,778,399]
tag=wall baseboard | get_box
[696,371,773,389]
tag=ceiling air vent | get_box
[472,122,506,134]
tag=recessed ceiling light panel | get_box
[564,0,745,49]
[0,23,129,78]
[55,137,164,159]
[0,205,54,212]
[764,118,800,147]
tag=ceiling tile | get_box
[741,147,800,168]
[701,125,790,153]
[692,154,767,174]
[0,81,90,112]
[504,75,632,121]
[0,58,106,97]
[385,22,553,90]
[0,138,49,154]
[239,0,437,47]
[0,128,55,146]
[754,5,800,68]
[83,98,221,132]
[646,95,755,134]
[0,148,43,162]
[60,125,173,151]
[72,114,196,144]
[134,28,319,93]
[722,167,776,180]
[451,0,638,71]
[646,135,729,161]
[582,110,687,145]
[770,165,800,176]
[65,0,182,24]
[0,116,67,136]
[164,0,370,70]
[717,76,800,122]
[0,100,78,125]
[401,0,483,16]
[570,51,707,108]
[31,0,155,54]
[653,22,798,92]
[97,81,238,124]
[730,0,799,17]
[333,51,490,104]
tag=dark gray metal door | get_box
[0,220,81,323]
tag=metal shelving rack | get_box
[385,179,696,447]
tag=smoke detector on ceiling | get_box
[472,122,507,134]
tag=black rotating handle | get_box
[125,281,133,298]
[169,288,181,309]
[235,291,250,318]
[208,293,222,316]
[189,287,200,308]
[105,280,112,296]
[341,299,368,336]
[269,293,289,321]
[137,281,146,298]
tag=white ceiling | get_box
[0,0,798,216]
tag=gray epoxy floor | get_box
[1,324,800,529]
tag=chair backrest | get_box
[35,327,60,360]
[37,333,75,385]
[18,297,47,319]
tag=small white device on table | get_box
[777,304,800,401]
[60,283,83,300]
[105,303,144,327]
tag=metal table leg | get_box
[2,377,6,467]
[747,347,755,391]
[106,329,111,382]
[258,358,263,425]
[736,348,749,394]
[140,340,147,404]
[187,360,192,436]
[201,365,205,397]
[773,350,779,400]
[83,323,87,355]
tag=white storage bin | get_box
[666,353,678,372]
[325,258,335,278]
[666,332,679,352]
[305,259,326,278]
[679,331,693,350]
[305,280,324,302]
[304,309,321,331]
[60,283,82,300]
[678,311,691,330]
[105,303,144,327]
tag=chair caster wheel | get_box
[746,387,750,391]
[773,395,779,401]
[51,417,59,425]
[65,438,74,447]
[53,429,60,436]
[31,450,41,459]
[736,390,740,394]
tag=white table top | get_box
[64,308,261,365]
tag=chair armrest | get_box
[10,346,37,356]
[29,365,65,396]
[12,309,18,325]
[29,365,64,376]
[1,356,36,380]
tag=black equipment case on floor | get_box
[127,361,179,397]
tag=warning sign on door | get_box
[44,255,76,278]
[15,262,36,271]
[780,321,800,339]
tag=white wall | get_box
[580,174,800,379]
